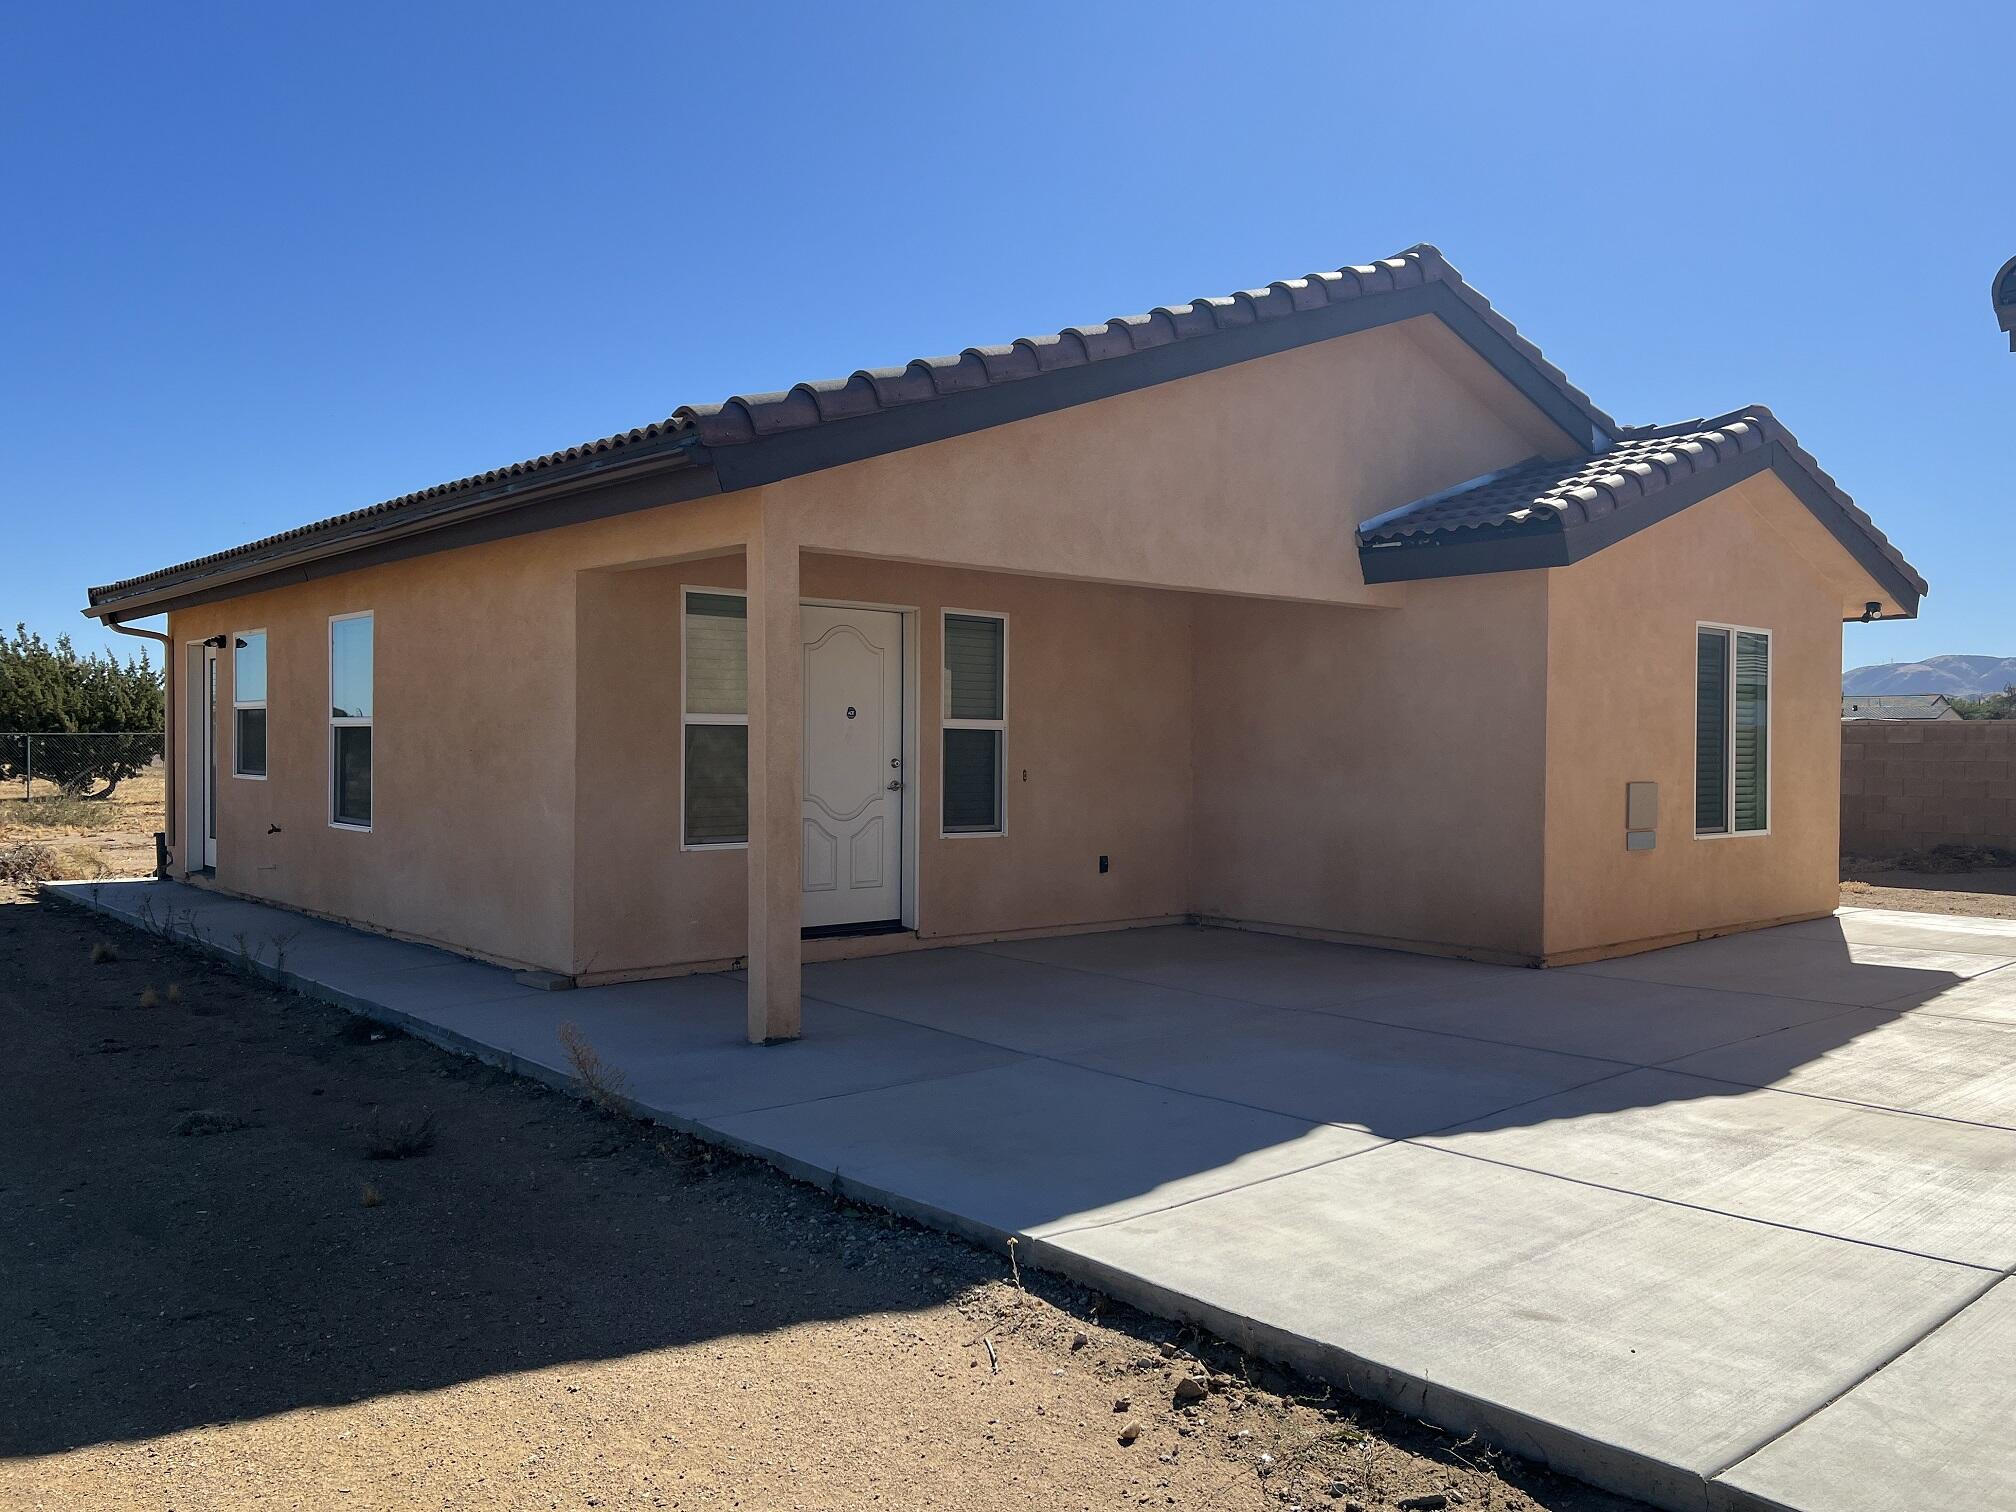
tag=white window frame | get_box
[231,628,268,780]
[939,608,1007,839]
[680,585,749,851]
[1694,621,1772,840]
[328,611,373,833]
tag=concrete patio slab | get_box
[41,881,2016,1512]
[802,947,1282,1057]
[1332,970,1860,1066]
[422,977,1027,1121]
[712,1056,1381,1238]
[980,924,1488,1008]
[1776,906,2016,956]
[1059,998,1625,1136]
[1044,1141,1990,1510]
[1662,1008,2016,1128]
[1424,1066,2016,1268]
[1883,965,2016,1027]
[1715,1277,2016,1512]
[1568,930,2012,1008]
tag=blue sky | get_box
[3,1,2008,674]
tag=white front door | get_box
[201,644,219,869]
[801,605,904,930]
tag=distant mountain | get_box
[1842,655,2016,697]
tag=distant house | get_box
[1842,693,1962,722]
[82,245,1927,1041]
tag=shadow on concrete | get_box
[14,884,2014,1463]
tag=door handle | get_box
[887,779,903,791]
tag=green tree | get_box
[0,624,164,796]
[1952,685,2016,720]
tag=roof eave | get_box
[1359,443,1925,619]
[87,442,718,623]
[82,246,1619,620]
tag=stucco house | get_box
[84,245,1925,1042]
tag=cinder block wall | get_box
[1841,721,2016,854]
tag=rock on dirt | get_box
[171,1109,247,1136]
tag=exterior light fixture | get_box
[1860,602,1884,623]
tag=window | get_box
[942,611,1005,835]
[330,613,373,829]
[682,589,748,846]
[233,630,267,778]
[1696,624,1769,836]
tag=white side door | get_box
[801,605,903,929]
[202,644,219,868]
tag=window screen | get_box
[330,615,373,828]
[944,614,1004,721]
[942,613,1005,834]
[333,725,372,827]
[1696,626,1768,836]
[942,727,1002,833]
[1733,631,1769,832]
[684,724,748,846]
[1695,629,1728,834]
[683,591,748,845]
[235,708,268,778]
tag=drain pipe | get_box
[103,615,175,879]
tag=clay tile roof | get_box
[1357,406,1927,603]
[77,245,1623,612]
[1842,694,1959,721]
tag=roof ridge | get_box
[1614,404,1778,440]
[665,245,1613,446]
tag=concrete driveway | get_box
[54,882,2016,1512]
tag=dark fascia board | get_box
[1359,443,1923,620]
[90,277,1604,623]
[96,458,724,623]
[712,280,1609,494]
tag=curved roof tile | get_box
[85,245,1615,608]
[1358,407,1927,601]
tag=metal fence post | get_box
[23,735,30,804]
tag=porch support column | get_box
[744,520,803,1044]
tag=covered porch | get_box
[572,529,1550,1042]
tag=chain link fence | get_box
[1,731,165,802]
[0,733,166,880]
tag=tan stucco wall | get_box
[1187,575,1551,959]
[575,553,1197,977]
[166,491,758,971]
[155,310,1887,979]
[1539,474,1846,958]
[765,315,1574,605]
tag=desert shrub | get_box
[0,842,60,884]
[558,1021,629,1111]
[361,1108,437,1160]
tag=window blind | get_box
[684,593,748,717]
[944,615,1003,721]
[1733,631,1769,832]
[1696,629,1729,834]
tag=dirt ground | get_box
[0,767,164,880]
[1841,848,2016,921]
[0,887,1642,1512]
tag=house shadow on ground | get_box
[9,888,2011,1458]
